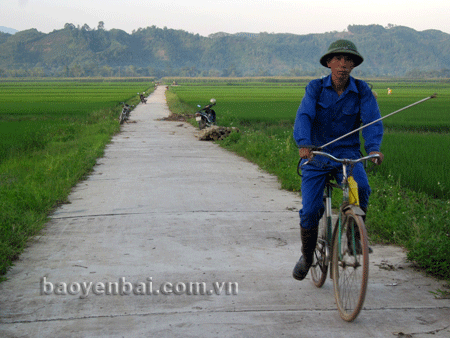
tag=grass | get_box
[0,80,154,280]
[377,131,450,199]
[166,79,450,281]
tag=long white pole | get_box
[318,93,437,150]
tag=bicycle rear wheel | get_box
[331,209,369,322]
[311,214,329,287]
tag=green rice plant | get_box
[0,81,151,118]
[378,131,450,199]
[373,81,450,132]
[170,85,304,123]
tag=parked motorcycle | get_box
[139,92,147,104]
[119,102,134,124]
[195,98,216,129]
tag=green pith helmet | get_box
[320,39,364,68]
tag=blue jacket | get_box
[293,75,383,160]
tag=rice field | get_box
[0,81,152,162]
[0,81,151,117]
[170,80,450,199]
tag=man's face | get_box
[327,54,355,79]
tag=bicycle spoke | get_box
[338,254,363,309]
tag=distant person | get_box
[292,39,384,281]
[388,88,392,95]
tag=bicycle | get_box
[297,150,381,322]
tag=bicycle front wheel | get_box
[331,209,369,322]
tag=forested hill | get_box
[1,23,450,78]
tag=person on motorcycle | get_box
[292,39,384,280]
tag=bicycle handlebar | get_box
[309,151,380,165]
[298,151,381,173]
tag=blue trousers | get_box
[300,161,371,230]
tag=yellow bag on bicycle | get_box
[348,176,360,206]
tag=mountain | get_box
[0,26,18,35]
[0,23,450,78]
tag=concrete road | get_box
[1,86,449,337]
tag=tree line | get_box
[1,23,450,78]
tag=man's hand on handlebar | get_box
[299,148,313,160]
[369,151,384,165]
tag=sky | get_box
[1,0,450,36]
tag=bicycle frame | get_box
[320,163,353,269]
[309,152,375,255]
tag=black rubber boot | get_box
[293,226,319,281]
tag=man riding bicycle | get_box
[292,39,384,281]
